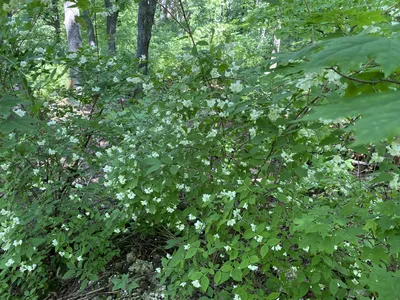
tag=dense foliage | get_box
[1,0,400,299]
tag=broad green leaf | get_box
[281,34,400,77]
[260,244,269,258]
[0,117,37,133]
[200,276,209,292]
[230,268,242,281]
[302,91,400,146]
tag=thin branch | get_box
[177,0,197,48]
[156,0,191,37]
[330,67,400,85]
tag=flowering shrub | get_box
[1,0,400,299]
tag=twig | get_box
[330,67,400,85]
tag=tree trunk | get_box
[136,0,157,74]
[82,9,97,47]
[64,1,83,87]
[104,0,119,54]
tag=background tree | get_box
[104,0,119,53]
[136,0,157,74]
[64,1,83,87]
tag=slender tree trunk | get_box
[64,1,83,87]
[82,9,97,47]
[104,0,119,54]
[136,0,157,74]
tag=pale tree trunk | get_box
[136,0,157,74]
[82,9,97,47]
[270,23,281,70]
[104,0,119,54]
[64,1,83,87]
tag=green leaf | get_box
[267,292,281,299]
[201,276,210,292]
[185,248,198,259]
[63,270,75,279]
[169,165,179,175]
[311,272,321,284]
[329,281,339,295]
[302,91,400,146]
[260,244,269,258]
[230,268,243,281]
[214,271,222,285]
[0,117,37,133]
[288,34,400,77]
[367,267,400,300]
[145,164,161,175]
[189,272,203,280]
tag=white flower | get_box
[303,246,310,252]
[324,69,341,83]
[143,82,154,91]
[268,105,283,121]
[52,239,58,247]
[116,192,124,200]
[144,187,153,194]
[389,174,400,190]
[202,194,211,202]
[206,129,218,138]
[249,127,256,137]
[214,234,220,239]
[78,56,87,65]
[192,280,201,288]
[127,191,136,199]
[254,235,263,243]
[180,282,187,287]
[184,244,191,250]
[194,220,205,232]
[230,81,243,93]
[103,165,113,173]
[118,175,126,184]
[156,267,161,273]
[139,54,146,61]
[5,258,15,267]
[77,256,83,261]
[210,68,221,78]
[224,245,231,251]
[250,109,262,121]
[227,219,236,226]
[13,240,22,246]
[177,224,185,231]
[13,108,25,117]
[67,52,77,59]
[233,295,241,300]
[248,264,258,271]
[206,99,216,107]
[92,86,100,92]
[271,244,282,251]
[250,223,256,232]
[281,150,294,163]
[48,148,56,155]
[166,206,176,213]
[370,152,384,163]
[59,251,65,257]
[20,61,27,67]
[387,142,400,156]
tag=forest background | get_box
[1,0,400,299]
